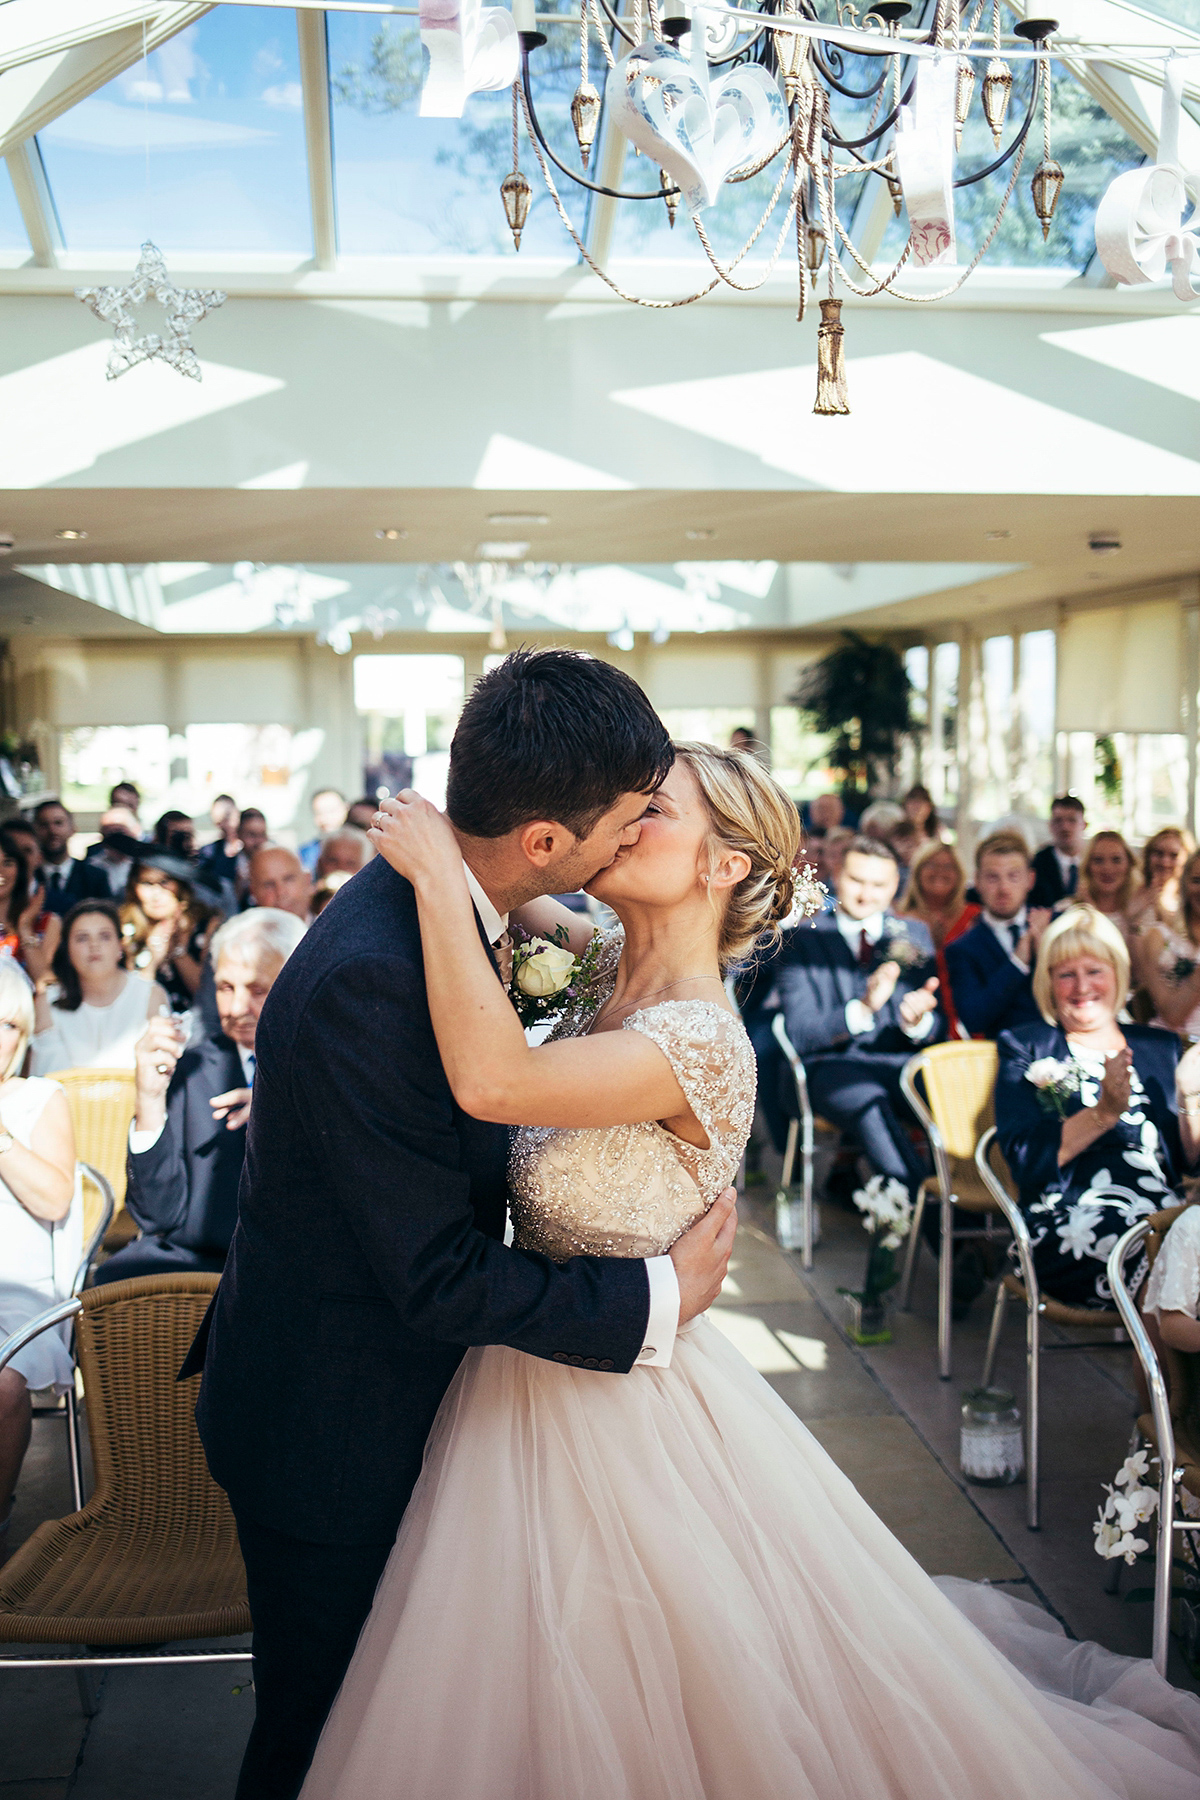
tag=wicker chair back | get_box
[912,1040,999,1161]
[47,1069,137,1208]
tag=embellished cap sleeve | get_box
[624,1001,755,1173]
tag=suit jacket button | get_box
[552,1351,569,1363]
[599,1359,614,1370]
[582,1357,599,1369]
[568,1354,584,1366]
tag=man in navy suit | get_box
[945,831,1050,1039]
[775,836,943,1203]
[31,800,110,916]
[184,650,738,1800]
[1029,794,1087,909]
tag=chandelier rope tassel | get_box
[1031,49,1064,239]
[501,82,533,248]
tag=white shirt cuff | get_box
[845,998,875,1036]
[637,1255,680,1368]
[129,1120,165,1155]
[901,1009,936,1043]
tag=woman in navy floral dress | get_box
[996,906,1200,1309]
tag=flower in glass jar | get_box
[514,938,576,998]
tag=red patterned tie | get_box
[857,928,874,969]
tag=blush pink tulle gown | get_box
[300,936,1200,1800]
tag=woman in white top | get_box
[1139,849,1200,1040]
[31,899,166,1078]
[0,959,77,1555]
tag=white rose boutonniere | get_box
[508,924,604,1030]
[878,927,926,971]
[1024,1056,1081,1118]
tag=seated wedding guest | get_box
[109,780,143,829]
[314,826,374,883]
[1144,1200,1200,1354]
[887,818,922,898]
[298,788,348,876]
[31,802,108,917]
[248,846,312,923]
[1029,794,1086,909]
[1137,847,1200,1040]
[234,807,269,909]
[802,792,847,839]
[95,909,305,1284]
[346,797,378,833]
[902,782,941,841]
[310,871,352,919]
[996,905,1200,1309]
[153,808,197,859]
[31,900,165,1076]
[812,824,852,907]
[899,839,980,1040]
[4,819,40,882]
[1128,825,1193,933]
[858,799,904,842]
[0,960,77,1556]
[122,851,221,1013]
[84,807,143,898]
[944,832,1048,1040]
[0,826,59,984]
[1073,830,1140,946]
[776,835,942,1205]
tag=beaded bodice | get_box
[509,930,756,1262]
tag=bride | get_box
[301,743,1200,1800]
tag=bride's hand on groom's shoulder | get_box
[368,791,461,888]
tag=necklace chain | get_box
[597,974,725,1026]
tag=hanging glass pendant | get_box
[660,167,680,228]
[570,81,601,168]
[814,297,850,416]
[804,221,827,273]
[1030,157,1064,240]
[954,60,975,151]
[981,58,1013,146]
[500,169,533,248]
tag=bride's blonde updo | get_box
[674,742,807,970]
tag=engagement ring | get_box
[154,1061,171,1075]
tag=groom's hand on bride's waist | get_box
[671,1189,738,1324]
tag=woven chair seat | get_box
[999,1272,1121,1331]
[0,1273,249,1649]
[918,1161,1000,1214]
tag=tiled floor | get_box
[3,1168,1195,1794]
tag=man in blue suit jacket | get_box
[776,836,943,1201]
[945,831,1050,1039]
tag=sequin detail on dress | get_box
[509,929,755,1263]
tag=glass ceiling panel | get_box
[329,9,584,257]
[37,5,312,254]
[877,60,1144,271]
[1125,0,1200,29]
[0,158,30,252]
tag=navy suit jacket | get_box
[775,908,942,1062]
[996,1019,1185,1209]
[944,916,1042,1040]
[188,857,651,1546]
[1030,844,1077,911]
[39,857,110,917]
[127,1031,247,1259]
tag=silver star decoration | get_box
[76,241,226,382]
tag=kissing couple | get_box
[186,650,1200,1800]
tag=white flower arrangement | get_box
[879,928,927,971]
[1093,1449,1160,1565]
[852,1175,913,1252]
[1024,1056,1082,1119]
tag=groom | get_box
[186,649,739,1800]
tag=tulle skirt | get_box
[300,1317,1200,1800]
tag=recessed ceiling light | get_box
[685,528,715,541]
[55,528,88,541]
[985,529,1011,540]
[375,527,407,541]
[0,534,14,554]
[1088,533,1122,555]
[476,540,530,559]
[487,512,549,527]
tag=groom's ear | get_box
[516,820,575,870]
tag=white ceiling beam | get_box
[0,4,211,76]
[0,7,211,160]
[296,8,338,271]
[4,139,63,267]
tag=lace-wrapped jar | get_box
[960,1387,1024,1486]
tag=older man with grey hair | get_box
[94,908,306,1283]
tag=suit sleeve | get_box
[126,1079,190,1236]
[776,957,853,1058]
[281,953,651,1373]
[945,934,1029,1039]
[994,1030,1064,1202]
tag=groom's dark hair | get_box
[446,647,673,839]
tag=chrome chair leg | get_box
[938,1194,954,1381]
[981,1281,1007,1387]
[780,1118,797,1191]
[898,1185,926,1311]
[65,1385,84,1513]
[1026,1297,1041,1530]
[801,1109,814,1271]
